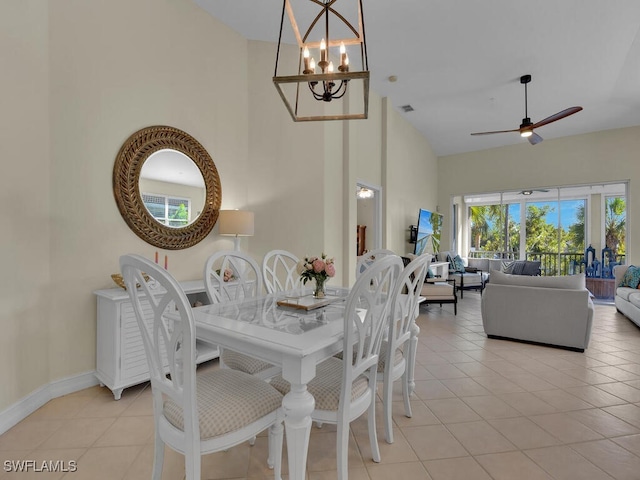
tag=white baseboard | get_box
[0,371,99,435]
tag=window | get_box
[468,202,520,259]
[604,195,626,263]
[142,193,191,227]
[525,198,585,275]
[463,182,627,275]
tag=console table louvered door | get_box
[94,280,217,400]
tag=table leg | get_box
[282,383,315,480]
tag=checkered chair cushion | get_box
[269,357,369,411]
[163,369,283,439]
[376,341,404,372]
[221,350,274,375]
[334,341,403,372]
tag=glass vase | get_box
[313,277,327,298]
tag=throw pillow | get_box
[511,260,526,275]
[522,261,542,276]
[451,255,465,273]
[620,266,640,288]
[502,261,515,274]
[426,267,435,278]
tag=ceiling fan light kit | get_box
[471,74,583,145]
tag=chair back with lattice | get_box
[120,254,200,444]
[262,249,302,294]
[341,255,403,404]
[204,251,264,304]
[388,254,431,358]
[356,248,396,278]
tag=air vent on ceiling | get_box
[400,104,414,113]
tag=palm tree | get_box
[469,206,489,250]
[567,203,585,251]
[605,197,626,256]
[470,205,506,253]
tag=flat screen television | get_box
[414,208,443,255]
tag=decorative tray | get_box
[277,294,342,311]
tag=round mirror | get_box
[113,126,222,249]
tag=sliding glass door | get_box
[524,189,585,275]
[464,182,627,275]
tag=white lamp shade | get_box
[218,210,254,236]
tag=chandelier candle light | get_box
[297,253,336,298]
[273,0,369,121]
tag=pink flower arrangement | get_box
[297,253,336,285]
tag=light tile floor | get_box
[1,293,640,479]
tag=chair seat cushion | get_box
[628,292,640,309]
[617,286,638,301]
[222,350,274,375]
[377,341,404,372]
[422,282,454,296]
[449,271,488,286]
[163,369,282,439]
[269,357,369,411]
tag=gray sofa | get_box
[613,265,640,328]
[435,252,541,298]
[481,271,594,351]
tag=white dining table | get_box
[192,287,350,480]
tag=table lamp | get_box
[218,210,254,251]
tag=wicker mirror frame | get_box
[113,125,221,250]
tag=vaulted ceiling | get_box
[195,0,640,156]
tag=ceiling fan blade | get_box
[531,106,582,129]
[470,128,520,136]
[528,132,543,145]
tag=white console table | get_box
[430,261,450,280]
[94,280,218,400]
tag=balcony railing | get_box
[468,250,626,276]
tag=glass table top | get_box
[196,287,350,336]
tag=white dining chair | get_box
[204,250,280,379]
[120,254,284,480]
[262,249,303,294]
[378,253,431,444]
[204,250,264,303]
[270,255,403,480]
[355,248,396,277]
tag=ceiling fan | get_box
[520,189,549,195]
[471,74,582,145]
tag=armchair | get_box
[437,251,487,298]
[421,278,457,314]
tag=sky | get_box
[528,200,583,227]
[485,199,584,230]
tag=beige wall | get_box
[245,40,333,276]
[0,0,51,409]
[438,126,639,263]
[45,0,254,386]
[384,99,440,257]
[0,0,500,416]
[1,0,254,412]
